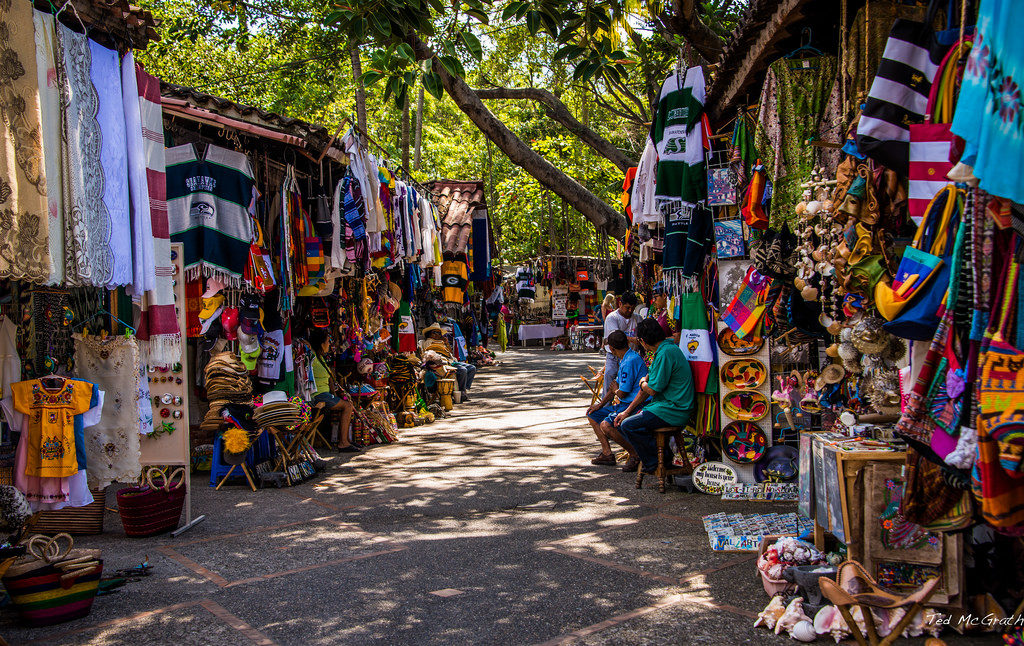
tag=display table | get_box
[569,325,603,351]
[518,323,565,345]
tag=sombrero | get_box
[754,444,799,482]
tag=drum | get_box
[437,379,456,411]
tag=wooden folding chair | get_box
[819,560,940,646]
[581,365,604,406]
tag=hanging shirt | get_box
[651,67,707,207]
[11,379,95,478]
[166,144,258,286]
[631,139,661,225]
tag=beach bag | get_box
[2,534,103,626]
[976,258,1024,533]
[876,184,961,329]
[855,0,949,175]
[908,35,973,224]
[723,266,773,339]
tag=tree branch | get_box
[660,0,727,62]
[405,33,628,237]
[474,86,636,172]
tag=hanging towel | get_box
[0,0,50,284]
[32,9,63,285]
[134,65,179,366]
[166,143,257,286]
[89,39,132,288]
[122,51,155,295]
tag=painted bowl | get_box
[722,421,768,463]
[722,389,769,421]
[720,358,767,390]
[717,328,764,356]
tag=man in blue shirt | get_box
[586,330,647,468]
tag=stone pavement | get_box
[0,349,998,645]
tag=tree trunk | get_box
[351,46,367,133]
[414,82,424,170]
[405,33,627,237]
[401,90,411,170]
[475,87,635,172]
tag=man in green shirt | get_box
[614,318,695,474]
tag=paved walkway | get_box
[0,349,988,645]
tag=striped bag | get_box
[2,534,103,626]
[855,2,948,175]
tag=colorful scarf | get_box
[0,0,50,283]
[134,66,180,366]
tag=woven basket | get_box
[116,468,186,538]
[2,534,103,626]
[29,488,106,536]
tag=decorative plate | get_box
[692,461,738,494]
[722,421,768,464]
[717,328,764,356]
[722,389,769,421]
[720,359,767,390]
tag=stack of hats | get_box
[251,391,302,429]
[201,352,254,431]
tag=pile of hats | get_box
[201,352,254,431]
[251,391,303,429]
[236,293,263,371]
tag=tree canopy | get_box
[137,0,744,262]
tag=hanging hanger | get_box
[72,308,136,336]
[785,27,823,67]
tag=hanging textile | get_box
[471,208,490,281]
[392,300,416,353]
[441,259,468,311]
[630,139,660,225]
[951,0,1024,203]
[133,65,180,366]
[73,335,143,488]
[56,22,108,286]
[755,55,841,225]
[651,66,707,208]
[0,0,50,284]
[662,202,713,287]
[89,39,132,288]
[9,378,94,478]
[676,292,714,394]
[32,10,63,285]
[122,51,155,295]
[329,179,346,273]
[167,143,257,286]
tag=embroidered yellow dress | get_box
[11,379,94,477]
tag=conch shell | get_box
[754,595,786,630]
[776,597,811,635]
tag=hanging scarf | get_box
[56,21,109,286]
[89,39,132,288]
[662,202,714,291]
[0,0,50,284]
[134,65,180,366]
[122,51,155,296]
[33,10,63,285]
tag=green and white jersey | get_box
[652,67,707,206]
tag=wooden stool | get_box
[635,427,692,493]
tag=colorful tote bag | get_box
[722,266,773,339]
[975,258,1024,533]
[739,164,769,230]
[908,36,973,224]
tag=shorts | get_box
[312,392,343,408]
[588,403,626,425]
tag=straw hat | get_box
[422,323,443,337]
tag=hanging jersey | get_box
[651,67,707,206]
[441,260,468,305]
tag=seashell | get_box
[754,595,787,630]
[840,327,854,343]
[801,286,819,301]
[814,606,837,635]
[827,321,843,336]
[791,619,817,642]
[826,343,840,358]
[819,313,834,328]
[794,277,806,291]
[795,201,808,216]
[822,263,835,277]
[812,249,825,262]
[814,224,826,237]
[822,199,835,212]
[776,597,811,635]
[807,200,823,215]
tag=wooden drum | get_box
[437,378,456,410]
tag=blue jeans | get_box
[619,409,676,473]
[453,362,476,392]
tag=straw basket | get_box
[116,468,186,537]
[2,533,103,626]
[437,379,456,410]
[30,488,106,536]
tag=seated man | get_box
[615,318,695,474]
[586,330,645,468]
[421,323,477,401]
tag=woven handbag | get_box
[116,467,186,537]
[2,533,103,627]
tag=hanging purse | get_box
[740,163,770,230]
[876,184,961,323]
[722,266,773,339]
[908,35,973,224]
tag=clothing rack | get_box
[339,117,445,202]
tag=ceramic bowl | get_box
[720,358,767,390]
